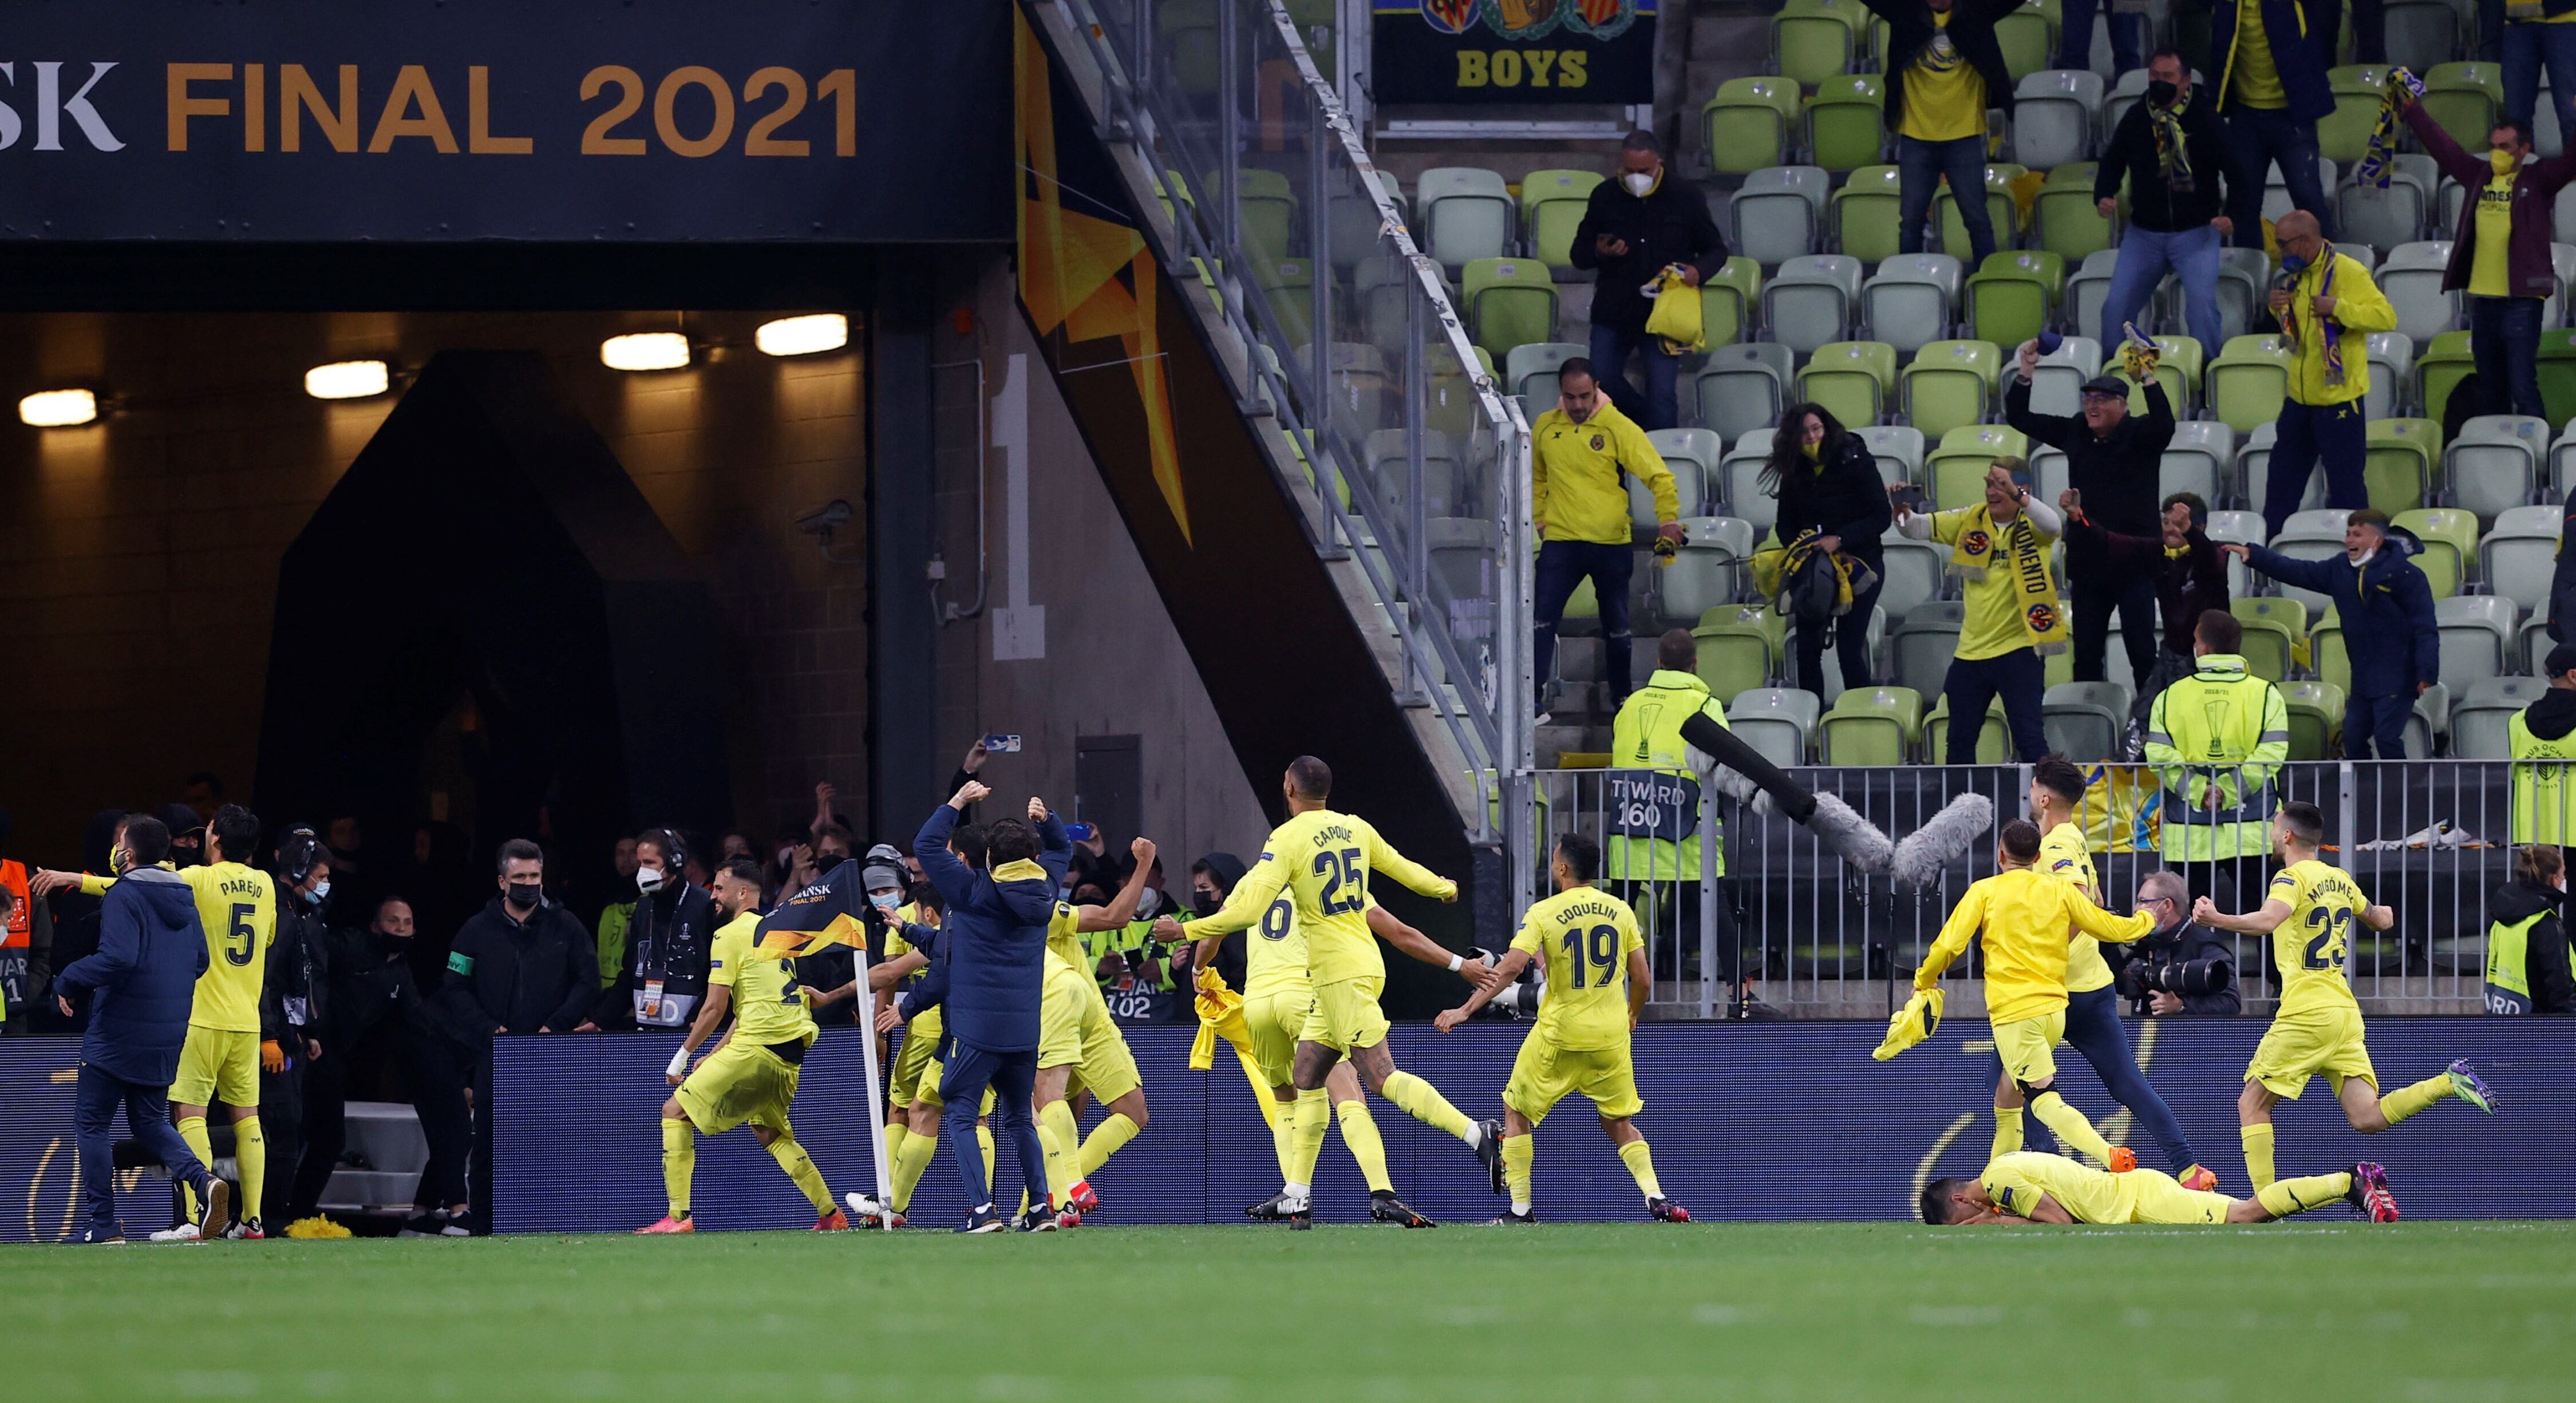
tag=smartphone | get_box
[1888,484,1927,515]
[1064,822,1097,842]
[982,733,1022,753]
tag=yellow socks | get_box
[2381,1073,2453,1125]
[890,1128,937,1213]
[1078,1112,1141,1178]
[1241,1055,1281,1127]
[1270,1097,1299,1180]
[1618,1139,1663,1202]
[883,1118,910,1173]
[2241,1122,2275,1191]
[2027,1092,2113,1167]
[1502,1134,1535,1213]
[1038,1101,1081,1207]
[2254,1171,2353,1220]
[660,1117,695,1218]
[1990,1105,2024,1161]
[234,1116,266,1224]
[978,1124,995,1195]
[766,1136,834,1215]
[177,1116,214,1220]
[1381,1069,1475,1142]
[1288,1088,1331,1188]
[1336,1098,1394,1193]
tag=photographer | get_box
[2119,869,2243,1017]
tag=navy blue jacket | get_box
[900,805,1070,1053]
[2210,0,2336,121]
[2247,529,2439,699]
[53,867,208,1085]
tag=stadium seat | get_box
[2014,70,2105,171]
[1368,426,1463,519]
[2311,610,2350,693]
[2156,420,2231,505]
[1255,258,1314,345]
[1425,516,1499,606]
[1236,167,1298,263]
[1964,250,2064,349]
[1924,694,2011,762]
[2482,504,2565,614]
[1857,425,1927,487]
[1797,341,1899,428]
[1417,167,1515,271]
[2523,613,2557,673]
[2421,61,2504,152]
[2415,328,2475,428]
[1763,254,1863,354]
[1821,685,1925,765]
[1938,165,2025,261]
[1903,340,2004,446]
[2408,682,2448,756]
[2281,679,2345,760]
[2380,242,2462,345]
[2339,156,2433,254]
[2444,414,2546,522]
[1520,169,1603,272]
[2128,335,2200,416]
[1720,439,1781,531]
[1733,166,1830,267]
[1892,602,1969,699]
[2366,417,2441,517]
[2212,246,2273,345]
[2026,335,2102,418]
[2035,161,2116,263]
[1354,254,1434,350]
[1775,0,1867,86]
[1728,687,1820,766]
[2206,334,2291,435]
[1661,515,1756,623]
[2063,248,2121,343]
[1832,164,1907,264]
[1507,342,1588,409]
[2365,331,2416,422]
[1695,342,1795,443]
[2266,528,2351,618]
[1926,422,2028,509]
[1692,605,1780,699]
[1805,74,1888,174]
[1460,258,1557,362]
[1650,429,1726,512]
[1994,2,2054,81]
[2207,508,2266,597]
[1781,607,1887,702]
[2321,65,2393,164]
[1877,535,1949,618]
[2395,507,2478,598]
[1702,77,1803,177]
[2230,597,2306,682]
[2264,156,2340,228]
[1702,256,1763,349]
[1860,254,1963,355]
[2042,681,2127,761]
[2453,676,2550,759]
[2434,594,2515,695]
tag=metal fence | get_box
[1536,758,2576,1019]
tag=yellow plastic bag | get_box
[1645,266,1704,352]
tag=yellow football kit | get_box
[1914,867,2152,1086]
[88,864,276,1106]
[1502,886,1645,1125]
[1982,1152,2230,1225]
[1039,951,1144,1104]
[2245,859,2378,1098]
[676,911,818,1136]
[2041,821,2117,995]
[1240,894,1315,1087]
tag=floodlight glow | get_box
[755,313,848,357]
[600,332,692,372]
[18,389,97,427]
[305,360,391,400]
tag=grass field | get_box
[11,1221,2570,1401]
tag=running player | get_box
[1030,826,1159,1229]
[638,859,843,1232]
[1923,1151,2401,1225]
[1180,756,1503,1228]
[1434,833,1688,1224]
[40,803,276,1239]
[2192,801,2496,1191]
[1893,819,2155,1173]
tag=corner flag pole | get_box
[851,939,894,1226]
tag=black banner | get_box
[0,0,1007,243]
[1371,0,1657,106]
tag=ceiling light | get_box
[755,313,849,357]
[19,388,97,427]
[305,359,390,400]
[601,332,691,372]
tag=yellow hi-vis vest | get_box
[2145,654,2289,861]
[1606,669,1729,881]
[2508,708,2576,845]
[2485,908,2541,1015]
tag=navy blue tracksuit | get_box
[2246,530,2439,758]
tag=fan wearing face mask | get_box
[2396,90,2576,423]
[579,829,715,1033]
[1564,128,1728,432]
[2092,49,2232,361]
[254,826,336,1230]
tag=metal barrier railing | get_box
[1535,758,2576,1018]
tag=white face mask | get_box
[636,865,666,892]
[1621,172,1655,196]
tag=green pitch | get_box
[13,1223,2570,1401]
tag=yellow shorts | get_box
[676,1041,801,1136]
[887,1010,941,1109]
[2245,1006,2378,1100]
[1992,1010,2067,1088]
[1299,975,1390,1054]
[1039,987,1144,1106]
[1242,989,1309,1088]
[169,1026,260,1108]
[2122,1168,2233,1225]
[1502,1036,1641,1125]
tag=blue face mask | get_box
[305,878,331,906]
[2280,252,2308,274]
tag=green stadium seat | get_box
[1805,74,1887,173]
[1775,0,1867,86]
[1994,2,2055,81]
[2421,62,2503,153]
[1255,258,1315,346]
[1460,258,1558,363]
[1925,694,2011,762]
[1519,169,1603,272]
[2394,507,2478,599]
[2415,329,2475,428]
[2320,65,2392,164]
[1903,340,2004,447]
[2126,335,2200,416]
[1822,685,1925,765]
[2230,597,2305,683]
[1926,423,2030,511]
[2281,679,2345,760]
[2366,418,2441,518]
[1237,167,1298,263]
[1692,605,1780,700]
[1832,164,1907,264]
[2206,334,2291,435]
[1963,250,2064,349]
[2535,326,2576,425]
[2311,610,2349,694]
[1797,340,1899,428]
[1701,255,1763,349]
[1702,78,1802,177]
[2035,163,2115,262]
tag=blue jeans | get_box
[1993,986,2200,1175]
[2056,0,2145,73]
[1534,539,1636,709]
[1942,646,2048,762]
[76,1062,215,1238]
[2101,223,2225,361]
[1897,134,1996,268]
[1588,321,1680,432]
[2261,398,2368,536]
[2470,294,2546,420]
[2346,691,2412,760]
[939,1040,1044,1215]
[2504,21,2576,140]
[2223,107,2332,250]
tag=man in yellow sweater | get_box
[2257,211,2396,535]
[1531,357,1680,719]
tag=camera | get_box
[2117,955,2233,1001]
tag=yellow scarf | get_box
[1945,505,2069,655]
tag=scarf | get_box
[2147,89,2194,195]
[2354,67,2427,191]
[1769,526,1882,618]
[1945,505,2069,655]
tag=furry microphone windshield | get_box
[1890,792,1997,890]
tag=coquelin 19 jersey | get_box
[1512,886,1644,1050]
[2041,820,2116,994]
[709,910,816,1049]
[2269,859,2366,1019]
[1183,808,1455,986]
[91,863,276,1033]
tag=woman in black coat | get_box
[1762,403,1894,699]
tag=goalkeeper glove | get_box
[260,1039,287,1074]
[1870,987,1945,1061]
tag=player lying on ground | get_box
[1922,1151,2401,1226]
[2193,801,2496,1191]
[1435,833,1688,1225]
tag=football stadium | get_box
[3,1,2574,1398]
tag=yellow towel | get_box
[1190,965,1254,1070]
[1871,987,1945,1061]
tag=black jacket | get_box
[2120,918,2244,1016]
[2488,877,2576,1015]
[2061,515,2231,654]
[1861,0,2019,135]
[1566,175,1728,335]
[2092,85,2229,232]
[586,880,714,1030]
[435,896,597,1043]
[2005,374,2172,582]
[2550,498,2576,646]
[1771,435,1893,566]
[262,900,331,1050]
[2524,686,2576,744]
[327,925,421,1052]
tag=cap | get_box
[864,843,904,865]
[2079,375,2129,398]
[2547,642,2576,678]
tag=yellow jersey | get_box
[89,862,275,1033]
[1927,505,2060,661]
[710,909,816,1049]
[2226,0,2286,109]
[1530,400,1677,546]
[1046,902,1118,1018]
[1899,10,1988,143]
[1914,867,2153,1024]
[2471,172,2517,299]
[1184,808,1456,986]
[2041,820,2117,994]
[1511,886,1645,1052]
[2266,859,2366,1019]
[1982,1151,2132,1224]
[1246,892,1314,1001]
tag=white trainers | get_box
[148,1222,202,1243]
